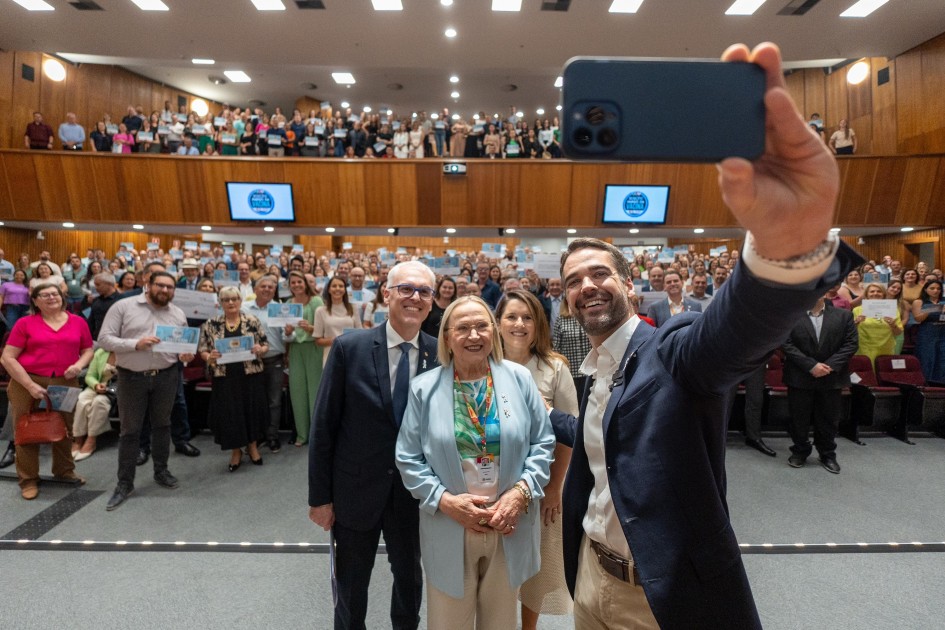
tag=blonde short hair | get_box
[218,285,242,302]
[437,296,503,367]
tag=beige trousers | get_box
[574,536,659,629]
[426,529,519,630]
[72,387,112,437]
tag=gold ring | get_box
[478,518,488,526]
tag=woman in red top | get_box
[0,282,94,500]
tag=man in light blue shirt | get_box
[58,112,85,150]
[176,135,199,155]
[243,274,290,452]
[0,248,14,283]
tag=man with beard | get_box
[548,43,862,628]
[99,272,194,511]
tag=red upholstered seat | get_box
[874,354,945,436]
[843,355,907,442]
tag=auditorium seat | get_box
[842,355,907,443]
[763,353,791,430]
[182,355,212,435]
[875,354,945,437]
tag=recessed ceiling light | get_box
[62,222,75,228]
[554,76,563,88]
[829,227,842,233]
[201,225,212,231]
[132,224,144,230]
[450,91,460,99]
[492,0,522,11]
[0,221,5,226]
[192,58,215,65]
[555,105,562,111]
[693,228,705,234]
[840,0,889,18]
[363,106,372,113]
[191,99,209,117]
[505,228,516,234]
[431,113,439,120]
[629,228,640,234]
[567,228,577,234]
[340,101,350,108]
[325,227,336,233]
[386,109,393,116]
[412,112,418,118]
[251,0,285,9]
[536,108,545,115]
[224,70,251,83]
[451,114,460,120]
[724,0,766,16]
[42,58,66,82]
[473,114,480,120]
[445,27,457,38]
[263,226,275,232]
[440,0,453,5]
[847,61,869,85]
[449,75,459,83]
[387,228,396,234]
[608,0,644,13]
[446,228,457,234]
[900,227,914,232]
[371,0,403,9]
[332,72,356,85]
[129,0,169,10]
[10,0,54,10]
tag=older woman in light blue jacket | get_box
[396,296,554,630]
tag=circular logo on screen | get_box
[623,192,649,218]
[247,189,275,216]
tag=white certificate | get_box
[157,125,170,135]
[304,136,319,147]
[154,325,200,354]
[215,336,255,364]
[214,270,239,287]
[173,289,220,320]
[333,129,347,138]
[41,386,81,413]
[137,131,154,142]
[638,291,667,316]
[533,253,561,279]
[861,299,898,320]
[192,124,207,135]
[221,133,237,144]
[267,134,283,146]
[267,302,303,327]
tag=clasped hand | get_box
[441,489,524,536]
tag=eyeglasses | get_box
[449,322,492,337]
[36,292,60,300]
[390,283,434,301]
[220,297,241,303]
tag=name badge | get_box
[476,454,495,484]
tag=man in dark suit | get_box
[308,260,438,630]
[782,296,857,473]
[646,269,702,327]
[548,43,862,628]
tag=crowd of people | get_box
[24,103,565,160]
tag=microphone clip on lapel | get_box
[609,353,637,392]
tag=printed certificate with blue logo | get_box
[215,336,255,364]
[267,302,303,327]
[155,325,200,354]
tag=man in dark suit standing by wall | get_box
[548,43,862,628]
[308,260,438,630]
[782,295,857,473]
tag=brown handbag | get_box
[14,395,68,446]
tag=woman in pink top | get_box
[0,282,94,500]
[111,122,134,154]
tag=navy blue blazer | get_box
[551,243,862,629]
[646,297,703,328]
[308,324,438,529]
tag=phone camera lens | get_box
[585,106,607,126]
[597,128,619,149]
[573,127,593,147]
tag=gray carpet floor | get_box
[3,433,943,629]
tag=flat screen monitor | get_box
[226,182,296,222]
[602,185,670,225]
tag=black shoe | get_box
[268,439,281,453]
[154,470,179,489]
[745,438,777,457]
[0,442,15,469]
[250,455,263,466]
[136,449,150,466]
[228,462,241,473]
[820,457,841,474]
[788,454,807,468]
[106,485,134,511]
[174,442,201,457]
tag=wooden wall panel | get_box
[12,52,42,151]
[802,69,826,121]
[845,228,945,270]
[784,72,804,111]
[0,51,14,150]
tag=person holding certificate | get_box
[198,286,269,472]
[284,270,324,447]
[852,283,903,368]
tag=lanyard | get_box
[454,369,493,453]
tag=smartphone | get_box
[560,58,766,162]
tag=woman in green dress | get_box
[284,270,324,447]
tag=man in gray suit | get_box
[647,269,702,327]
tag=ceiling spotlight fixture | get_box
[505,228,516,234]
[829,227,842,233]
[325,227,336,233]
[629,228,640,234]
[201,225,212,231]
[608,0,644,13]
[449,75,459,83]
[371,0,403,10]
[363,106,372,113]
[900,226,914,232]
[431,113,439,120]
[191,98,210,117]
[840,0,890,18]
[445,27,457,38]
[340,101,350,108]
[724,0,766,16]
[451,114,460,120]
[332,72,356,85]
[473,114,480,120]
[846,60,870,85]
[536,108,545,115]
[132,224,144,230]
[450,91,460,99]
[554,76,563,88]
[440,0,453,5]
[387,228,397,234]
[693,228,705,234]
[223,70,251,83]
[566,228,577,234]
[386,109,393,115]
[62,222,75,228]
[263,226,275,232]
[192,58,215,65]
[555,105,562,111]
[446,228,457,234]
[208,75,228,86]
[251,0,286,9]
[42,58,66,82]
